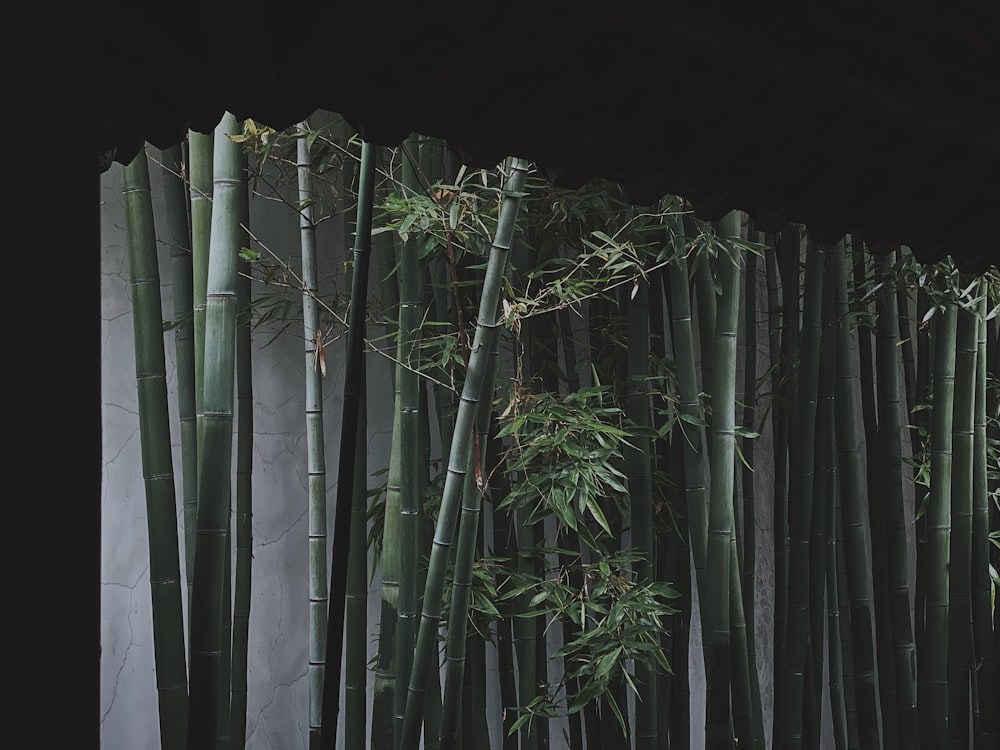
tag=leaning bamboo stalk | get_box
[832,242,881,749]
[296,124,329,750]
[320,139,377,750]
[781,241,825,750]
[439,324,501,749]
[188,129,213,606]
[874,251,918,746]
[186,111,241,750]
[917,273,958,750]
[122,148,189,750]
[399,157,530,750]
[159,144,198,618]
[947,285,978,748]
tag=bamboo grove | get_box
[112,111,1000,750]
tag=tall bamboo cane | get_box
[780,241,825,750]
[230,149,252,750]
[122,148,189,750]
[773,228,800,746]
[971,289,995,749]
[159,144,197,621]
[320,139,377,750]
[874,251,918,746]
[297,124,329,750]
[186,111,241,750]
[395,133,424,745]
[832,242,881,749]
[704,235,742,750]
[819,258,848,750]
[188,129,213,608]
[917,271,958,749]
[399,157,530,750]
[345,363,369,750]
[439,321,501,749]
[626,273,658,750]
[947,285,978,748]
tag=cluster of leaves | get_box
[500,549,680,736]
[495,385,632,550]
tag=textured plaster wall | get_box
[101,153,905,749]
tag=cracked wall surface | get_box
[101,152,389,750]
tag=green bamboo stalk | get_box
[819,260,848,750]
[740,229,758,640]
[971,288,995,748]
[121,148,189,750]
[781,241,825,750]
[395,133,424,747]
[439,326,500,749]
[917,272,958,750]
[188,129,213,608]
[373,402,402,750]
[914,282,932,650]
[399,157,530,750]
[345,363,369,750]
[773,228,800,747]
[186,111,241,750]
[320,139,377,750]
[704,234,741,750]
[946,285,978,748]
[667,243,708,597]
[625,273,658,750]
[874,251,918,746]
[230,150,252,750]
[853,239,899,750]
[159,144,197,622]
[832,242,881,750]
[297,123,329,750]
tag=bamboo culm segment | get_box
[187,112,242,750]
[874,252,917,746]
[320,140,377,750]
[704,228,742,750]
[781,242,825,750]
[297,123,330,750]
[122,148,189,750]
[917,289,957,750]
[399,157,530,750]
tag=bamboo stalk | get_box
[971,288,995,749]
[230,149,252,750]
[704,229,742,750]
[395,133,424,746]
[122,148,189,750]
[832,242,881,749]
[296,121,330,750]
[917,270,958,749]
[399,157,530,750]
[159,144,197,621]
[946,284,978,748]
[780,240,825,750]
[320,139,377,750]
[874,251,918,746]
[187,112,242,750]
